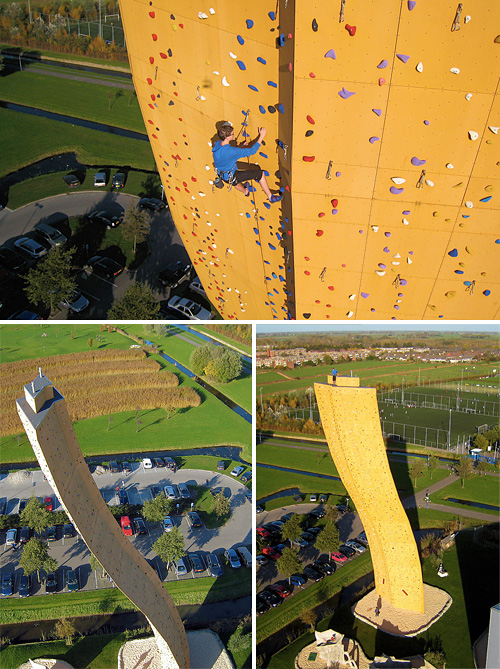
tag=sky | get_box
[256,323,500,334]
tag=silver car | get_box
[14,237,47,259]
[59,290,89,313]
[34,223,67,247]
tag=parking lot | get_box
[0,461,252,597]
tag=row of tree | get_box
[190,343,243,384]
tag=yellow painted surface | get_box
[315,379,424,613]
[120,0,499,319]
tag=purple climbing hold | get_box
[411,156,426,166]
[338,87,356,99]
[246,19,254,29]
[403,210,411,215]
[448,248,458,257]
[325,49,336,59]
[361,292,369,298]
[332,209,338,215]
[377,60,389,69]
[480,196,492,202]
[236,61,246,70]
[237,35,245,45]
[390,186,404,194]
[384,232,391,237]
[424,120,430,125]
[397,54,410,63]
[408,0,416,9]
[378,263,386,269]
[336,172,341,177]
[400,279,407,286]
[383,247,390,253]
[394,305,400,310]
[372,109,382,116]
[369,136,380,143]
[398,293,404,297]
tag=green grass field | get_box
[432,474,500,514]
[194,325,252,355]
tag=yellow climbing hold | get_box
[465,246,473,255]
[445,291,456,298]
[485,185,494,192]
[433,211,439,217]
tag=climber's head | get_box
[218,121,234,140]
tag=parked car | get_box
[314,560,335,576]
[0,247,29,274]
[187,511,203,528]
[167,295,212,320]
[207,553,224,577]
[256,505,264,514]
[257,589,281,608]
[122,462,131,474]
[274,544,286,555]
[59,289,89,313]
[280,513,294,523]
[153,457,165,468]
[19,499,28,512]
[269,520,284,529]
[14,237,47,260]
[118,489,128,505]
[7,310,43,320]
[45,572,58,594]
[310,493,317,502]
[236,546,252,568]
[6,528,17,546]
[308,509,325,519]
[62,174,81,188]
[257,597,270,615]
[190,553,205,573]
[19,526,31,544]
[19,573,31,597]
[142,458,153,469]
[230,466,245,477]
[1,573,14,596]
[178,483,191,499]
[44,496,53,511]
[112,172,125,188]
[138,197,166,212]
[307,526,322,536]
[262,523,281,535]
[174,556,190,575]
[33,223,67,248]
[262,546,280,561]
[46,525,57,541]
[256,555,268,566]
[164,456,176,469]
[133,517,147,535]
[189,276,206,297]
[303,565,324,582]
[356,531,369,545]
[87,255,124,279]
[217,461,225,471]
[88,210,121,229]
[256,527,271,539]
[345,540,366,553]
[162,516,174,532]
[120,516,133,536]
[224,548,241,568]
[339,545,356,559]
[292,537,308,549]
[158,261,192,289]
[290,573,307,588]
[331,551,348,564]
[150,485,161,497]
[93,172,106,187]
[164,486,177,500]
[109,461,121,473]
[240,470,252,483]
[319,494,328,503]
[66,569,79,592]
[63,523,74,538]
[267,584,291,600]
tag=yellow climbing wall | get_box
[315,377,424,613]
[119,0,499,320]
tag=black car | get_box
[307,526,322,536]
[308,509,325,519]
[46,525,57,541]
[19,573,31,597]
[62,174,81,188]
[63,523,74,538]
[339,545,356,558]
[150,485,161,498]
[109,461,121,473]
[163,456,175,469]
[313,560,336,576]
[112,172,125,188]
[158,261,192,289]
[45,572,57,594]
[122,461,131,474]
[280,513,294,523]
[217,461,225,471]
[257,589,282,608]
[241,470,252,483]
[88,210,121,229]
[153,457,165,468]
[118,489,128,505]
[19,526,31,544]
[133,517,147,535]
[1,573,13,596]
[87,255,124,279]
[303,565,324,582]
[0,247,29,274]
[301,532,315,542]
[139,197,166,212]
[256,597,270,615]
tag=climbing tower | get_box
[315,376,424,613]
[119,0,499,319]
[16,372,189,669]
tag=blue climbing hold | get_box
[263,202,271,209]
[259,105,266,114]
[279,275,285,282]
[464,281,472,286]
[267,80,278,88]
[236,60,246,70]
[480,196,492,202]
[256,240,261,246]
[259,152,268,158]
[248,85,258,91]
[264,170,270,176]
[483,290,491,296]
[237,35,244,45]
[253,228,259,234]
[272,272,277,279]
[276,233,282,240]
[495,239,500,244]
[462,215,470,218]
[454,270,464,274]
[277,103,285,113]
[269,11,276,20]
[246,19,253,29]
[448,249,458,257]
[269,243,276,250]
[257,57,266,64]
[245,213,251,218]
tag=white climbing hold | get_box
[464,14,471,23]
[425,179,434,187]
[396,299,402,303]
[200,95,206,100]
[446,163,454,169]
[407,257,413,264]
[465,201,473,208]
[222,76,229,86]
[450,67,460,74]
[371,225,379,232]
[391,177,406,185]
[347,311,354,318]
[376,270,386,276]
[402,218,409,225]
[416,62,423,73]
[349,294,356,300]
[468,130,479,140]
[198,12,209,19]
[465,93,473,101]
[209,7,215,14]
[489,126,499,134]
[199,192,206,197]
[229,52,237,59]
[227,248,234,254]
[213,70,220,75]
[392,261,400,265]
[394,253,401,258]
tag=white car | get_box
[164,485,176,500]
[14,237,47,259]
[189,276,207,297]
[230,466,245,477]
[59,290,89,313]
[142,458,153,469]
[94,172,106,187]
[167,295,212,320]
[162,516,174,532]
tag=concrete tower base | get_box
[352,584,452,637]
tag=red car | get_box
[120,516,133,536]
[262,546,281,561]
[44,496,53,512]
[257,527,271,539]
[331,551,348,564]
[267,584,291,599]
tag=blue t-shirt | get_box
[212,140,261,174]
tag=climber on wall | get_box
[212,122,283,203]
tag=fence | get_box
[378,392,498,417]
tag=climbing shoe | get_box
[269,194,283,203]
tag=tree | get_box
[107,282,160,319]
[315,522,340,555]
[142,495,172,523]
[428,454,439,480]
[476,459,488,475]
[153,526,185,568]
[190,344,216,376]
[19,538,57,579]
[106,88,115,109]
[325,502,340,525]
[120,204,150,254]
[213,491,231,518]
[54,618,76,646]
[205,348,243,383]
[456,456,475,488]
[281,515,303,547]
[24,246,76,313]
[276,547,302,584]
[300,607,317,633]
[20,497,50,534]
[409,459,426,487]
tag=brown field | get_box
[1,349,200,436]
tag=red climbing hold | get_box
[191,177,197,182]
[318,212,325,218]
[148,104,154,109]
[148,119,154,124]
[303,156,315,162]
[149,11,155,18]
[316,230,324,237]
[152,34,158,41]
[152,134,158,139]
[160,52,168,59]
[378,77,385,86]
[309,72,316,78]
[304,271,310,275]
[151,94,156,101]
[345,24,356,36]
[288,63,293,71]
[304,256,310,261]
[149,57,154,64]
[306,115,315,124]
[147,78,153,84]
[179,23,184,28]
[315,300,320,304]
[331,199,338,207]
[328,286,334,291]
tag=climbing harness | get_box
[326,161,333,180]
[416,169,426,189]
[451,3,462,31]
[340,0,346,23]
